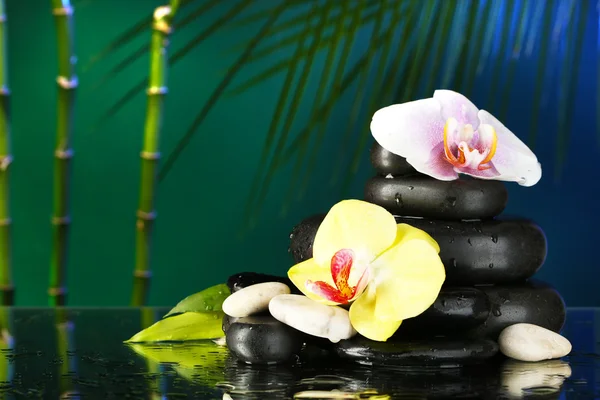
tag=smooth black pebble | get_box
[395,217,547,285]
[397,287,490,337]
[226,272,300,294]
[364,175,508,220]
[370,141,417,176]
[466,280,566,340]
[336,336,499,366]
[226,316,304,364]
[288,214,325,263]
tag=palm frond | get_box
[557,0,587,175]
[462,0,493,97]
[88,0,221,91]
[498,0,531,121]
[157,2,287,183]
[242,1,325,229]
[528,0,555,148]
[93,0,253,128]
[279,1,353,216]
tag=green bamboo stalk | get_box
[0,307,14,391]
[49,0,77,306]
[56,308,78,398]
[0,0,13,306]
[131,4,177,306]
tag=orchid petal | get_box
[349,284,402,341]
[312,200,396,268]
[477,110,542,186]
[370,98,445,164]
[305,280,351,303]
[288,258,341,306]
[415,143,459,181]
[394,223,440,253]
[433,89,480,128]
[371,239,445,321]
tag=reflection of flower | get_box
[288,200,445,342]
[370,90,542,186]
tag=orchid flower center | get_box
[443,117,498,171]
[305,249,370,303]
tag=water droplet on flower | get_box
[488,263,494,269]
[394,193,404,208]
[491,234,498,243]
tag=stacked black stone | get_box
[282,141,565,366]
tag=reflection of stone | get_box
[500,359,572,399]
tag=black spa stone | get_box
[364,175,508,220]
[370,141,417,176]
[226,272,300,294]
[465,280,566,340]
[288,214,325,264]
[397,287,490,336]
[335,336,499,366]
[394,217,547,285]
[289,214,546,285]
[226,315,304,364]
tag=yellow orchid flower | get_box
[288,199,445,342]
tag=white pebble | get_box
[222,282,290,318]
[268,294,356,343]
[501,359,571,397]
[498,323,572,362]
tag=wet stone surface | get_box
[0,307,595,399]
[394,216,547,285]
[369,141,418,176]
[226,315,304,364]
[335,336,500,366]
[289,214,547,285]
[364,175,508,220]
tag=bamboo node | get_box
[55,148,74,159]
[57,76,79,90]
[52,5,74,16]
[48,286,67,296]
[146,86,168,95]
[0,86,9,95]
[153,6,173,34]
[136,210,157,221]
[0,155,13,171]
[134,270,153,279]
[52,215,71,225]
[140,151,161,160]
[0,218,11,226]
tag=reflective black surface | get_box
[0,307,596,399]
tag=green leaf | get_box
[128,341,229,386]
[164,283,230,317]
[125,311,224,342]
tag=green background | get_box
[4,0,600,306]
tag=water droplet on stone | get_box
[467,238,472,246]
[448,237,455,243]
[441,300,447,307]
[491,234,498,243]
[289,233,294,239]
[394,193,403,207]
[446,196,457,207]
[451,258,457,268]
[408,185,414,190]
[488,263,494,269]
[492,305,502,317]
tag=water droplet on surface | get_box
[446,196,457,207]
[394,193,403,207]
[491,234,498,243]
[488,263,494,269]
[492,306,502,317]
[448,237,455,243]
[467,238,472,246]
[441,300,447,307]
[450,258,457,268]
[407,185,414,190]
[289,233,294,239]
